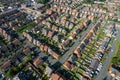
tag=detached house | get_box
[33,57,43,68]
[74,47,81,58]
[51,52,59,59]
[42,29,48,36]
[50,72,66,80]
[63,61,74,70]
[1,61,11,71]
[23,47,31,55]
[48,30,54,38]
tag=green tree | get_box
[38,0,49,4]
[6,69,14,78]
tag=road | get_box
[95,27,120,80]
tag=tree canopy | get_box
[38,0,49,4]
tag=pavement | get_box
[95,27,120,80]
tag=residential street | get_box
[59,22,94,64]
[95,27,120,80]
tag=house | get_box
[68,23,74,29]
[46,21,51,28]
[69,33,76,39]
[53,35,59,42]
[52,25,58,31]
[42,20,46,25]
[78,24,85,30]
[50,72,65,80]
[39,44,44,51]
[56,18,60,23]
[23,47,31,55]
[86,31,93,40]
[46,9,53,14]
[57,7,62,13]
[36,40,41,47]
[88,16,94,20]
[89,57,100,70]
[35,17,41,23]
[48,30,54,38]
[61,20,66,26]
[63,61,74,70]
[68,54,77,63]
[33,24,42,33]
[58,27,62,32]
[52,52,59,59]
[44,45,49,52]
[65,21,69,27]
[74,48,81,57]
[72,10,77,15]
[1,61,11,71]
[33,57,43,68]
[63,39,70,47]
[42,29,48,36]
[26,33,33,42]
[48,48,53,54]
[97,49,104,54]
[12,39,20,46]
[23,32,27,37]
[94,22,100,32]
[45,66,53,76]
[33,39,37,45]
[70,18,75,23]
[62,29,67,35]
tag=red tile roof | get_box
[1,61,11,70]
[44,45,48,52]
[74,48,81,57]
[33,57,43,68]
[40,44,44,51]
[48,31,54,37]
[50,72,65,80]
[52,52,59,59]
[46,9,53,14]
[63,61,74,70]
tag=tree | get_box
[6,69,14,78]
[38,0,49,4]
[112,57,120,66]
[42,74,49,80]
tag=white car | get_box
[111,49,113,52]
[97,68,100,72]
[95,71,99,75]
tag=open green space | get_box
[17,22,36,33]
[111,39,120,66]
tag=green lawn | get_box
[17,22,36,33]
[111,38,120,66]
